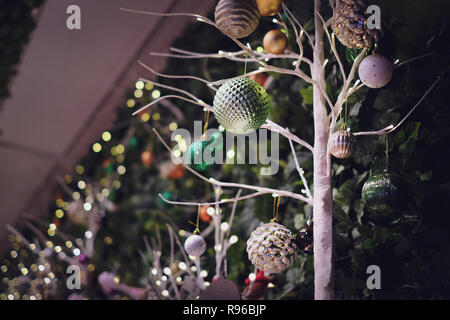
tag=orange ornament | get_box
[263,29,288,55]
[256,0,283,16]
[199,206,212,223]
[141,150,154,168]
[169,164,185,180]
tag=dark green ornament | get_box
[213,77,271,134]
[159,190,173,207]
[128,136,139,148]
[361,173,404,214]
[105,163,114,174]
[108,188,116,201]
[188,139,216,171]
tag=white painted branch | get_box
[288,136,312,199]
[158,191,266,207]
[150,126,312,204]
[263,120,314,153]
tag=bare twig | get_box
[353,75,441,136]
[288,137,312,199]
[150,126,312,204]
[158,191,266,207]
[395,53,432,68]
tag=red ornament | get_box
[199,206,212,223]
[169,164,185,180]
[52,218,60,228]
[243,270,271,300]
[248,73,268,87]
[102,158,113,168]
[141,150,154,168]
[55,191,63,200]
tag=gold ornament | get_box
[329,129,355,159]
[215,0,260,39]
[141,150,154,168]
[256,0,283,16]
[263,29,288,55]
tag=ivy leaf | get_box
[334,179,357,208]
[333,164,346,176]
[373,90,399,111]
[300,85,314,105]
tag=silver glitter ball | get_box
[184,235,207,257]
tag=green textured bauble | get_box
[188,139,216,171]
[361,173,404,214]
[213,77,271,134]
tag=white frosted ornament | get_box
[184,234,206,257]
[358,54,394,89]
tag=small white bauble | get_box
[358,54,394,89]
[184,235,206,257]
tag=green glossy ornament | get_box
[209,131,224,151]
[105,163,114,174]
[361,173,404,214]
[188,139,216,171]
[159,190,174,207]
[128,136,139,148]
[213,77,271,134]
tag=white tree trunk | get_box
[312,0,334,300]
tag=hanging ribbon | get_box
[189,205,201,235]
[270,196,281,222]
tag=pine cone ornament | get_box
[215,0,260,39]
[329,129,355,159]
[213,77,271,134]
[246,222,297,274]
[332,0,380,49]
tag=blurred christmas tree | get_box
[1,0,450,300]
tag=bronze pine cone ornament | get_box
[329,129,355,159]
[246,222,297,274]
[215,0,260,39]
[332,0,380,49]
